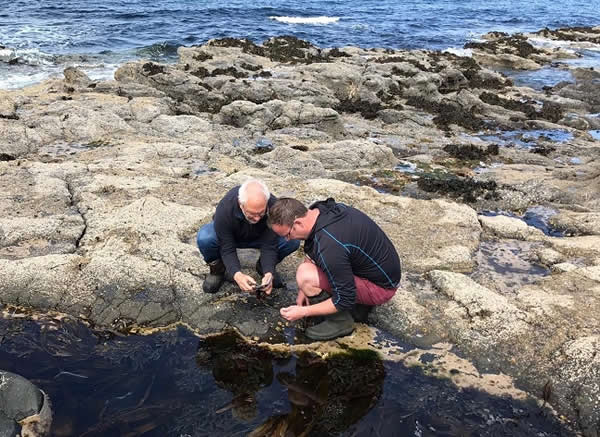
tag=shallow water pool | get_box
[0,311,574,437]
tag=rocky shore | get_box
[1,26,599,435]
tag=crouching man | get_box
[267,197,401,341]
[196,179,300,294]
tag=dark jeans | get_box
[196,222,300,264]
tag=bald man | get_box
[196,179,300,294]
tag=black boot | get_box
[350,304,373,323]
[203,259,225,294]
[305,311,354,341]
[256,260,285,289]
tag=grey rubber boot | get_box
[203,259,225,293]
[305,310,354,341]
[350,304,373,323]
[255,260,285,288]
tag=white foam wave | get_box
[0,47,55,66]
[83,64,119,82]
[443,47,473,57]
[0,69,59,90]
[269,16,340,25]
[528,36,600,52]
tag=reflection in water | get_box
[196,332,384,436]
[470,239,550,294]
[0,310,575,436]
[477,129,573,148]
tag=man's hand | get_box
[233,272,256,292]
[280,305,307,322]
[260,272,273,295]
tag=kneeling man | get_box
[197,179,300,294]
[267,197,401,341]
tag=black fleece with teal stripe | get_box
[304,198,401,311]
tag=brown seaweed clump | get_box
[417,172,499,203]
[443,143,500,161]
[406,97,485,131]
[465,35,541,59]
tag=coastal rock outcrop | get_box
[1,28,599,435]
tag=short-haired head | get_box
[267,198,308,228]
[238,179,270,205]
[238,179,270,224]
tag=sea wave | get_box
[135,42,181,60]
[0,68,58,90]
[528,36,600,52]
[443,47,473,57]
[0,47,56,66]
[269,16,340,25]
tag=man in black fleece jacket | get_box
[196,179,300,294]
[267,197,401,340]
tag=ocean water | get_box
[0,0,598,89]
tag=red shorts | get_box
[314,264,397,306]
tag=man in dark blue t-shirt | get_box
[196,179,300,294]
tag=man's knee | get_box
[296,262,320,294]
[196,223,217,249]
[196,223,219,263]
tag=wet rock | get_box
[218,99,343,135]
[438,68,468,94]
[310,140,398,170]
[449,55,511,89]
[549,211,600,236]
[218,74,337,108]
[206,37,267,57]
[536,247,565,266]
[466,34,541,59]
[252,137,274,154]
[263,35,321,63]
[239,62,261,72]
[532,144,556,156]
[0,370,52,437]
[210,66,249,78]
[128,96,173,123]
[560,114,590,130]
[405,97,485,131]
[533,26,600,45]
[378,108,410,124]
[553,335,600,437]
[480,91,537,118]
[334,98,382,119]
[149,114,212,137]
[115,61,227,114]
[478,214,546,240]
[571,67,600,82]
[551,262,579,273]
[466,34,545,70]
[540,101,564,123]
[142,61,166,76]
[545,235,600,261]
[564,85,600,113]
[63,66,92,87]
[0,94,18,120]
[0,214,85,259]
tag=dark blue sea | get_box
[1,0,599,89]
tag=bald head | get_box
[238,179,270,224]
